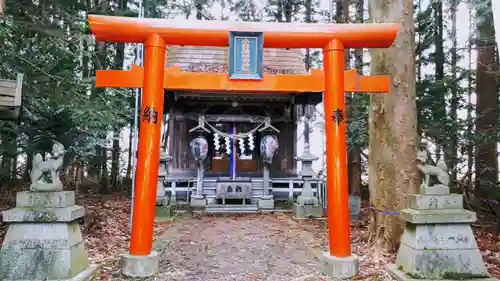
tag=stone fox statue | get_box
[30,142,65,191]
[416,150,450,187]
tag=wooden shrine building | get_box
[162,46,323,206]
[97,43,391,211]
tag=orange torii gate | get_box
[88,15,397,278]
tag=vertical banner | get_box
[229,126,235,179]
[233,123,237,179]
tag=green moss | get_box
[22,208,58,222]
[405,222,416,233]
[405,271,490,280]
[441,272,490,280]
[69,222,79,232]
[407,272,424,279]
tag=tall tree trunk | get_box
[91,0,108,189]
[449,0,458,185]
[0,123,15,181]
[335,0,350,63]
[195,2,203,20]
[110,0,127,190]
[466,5,474,186]
[433,0,445,163]
[111,129,121,190]
[368,0,419,251]
[101,147,109,192]
[126,118,134,179]
[348,0,364,197]
[474,0,498,201]
[304,0,312,71]
[11,153,17,179]
[284,0,293,22]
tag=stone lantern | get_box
[258,134,279,210]
[189,135,209,208]
[295,143,322,218]
[155,151,173,220]
[156,151,170,206]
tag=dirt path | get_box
[155,213,325,281]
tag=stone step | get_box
[401,208,476,224]
[205,204,259,213]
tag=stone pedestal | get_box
[294,195,322,218]
[387,185,497,281]
[155,204,174,222]
[156,152,169,206]
[258,195,274,210]
[156,153,171,220]
[348,195,361,220]
[190,195,207,208]
[0,191,98,281]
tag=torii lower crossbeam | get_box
[96,65,390,93]
[88,15,397,278]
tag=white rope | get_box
[201,116,266,139]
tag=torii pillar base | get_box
[121,251,159,278]
[320,251,359,278]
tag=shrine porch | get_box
[162,172,325,206]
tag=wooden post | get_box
[323,39,351,257]
[129,34,167,256]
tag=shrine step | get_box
[205,204,259,213]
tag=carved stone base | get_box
[156,179,166,206]
[348,195,361,220]
[294,203,322,218]
[392,188,493,280]
[155,205,173,221]
[258,196,274,210]
[0,191,96,280]
[394,223,489,279]
[216,180,252,200]
[190,196,207,208]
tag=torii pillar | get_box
[87,15,398,278]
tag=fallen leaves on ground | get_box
[78,195,171,279]
[288,200,500,280]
